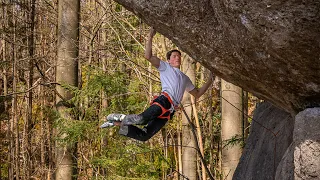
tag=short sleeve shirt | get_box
[158,61,195,105]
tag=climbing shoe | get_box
[106,113,126,122]
[100,121,114,128]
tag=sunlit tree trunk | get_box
[1,47,4,180]
[243,91,249,139]
[39,29,47,176]
[47,106,53,180]
[177,122,183,179]
[12,52,18,179]
[2,4,14,179]
[1,3,6,177]
[2,15,8,180]
[11,6,21,178]
[100,2,108,142]
[38,26,45,179]
[221,79,243,180]
[40,84,45,179]
[23,0,36,178]
[181,56,197,180]
[55,0,80,179]
[191,96,206,180]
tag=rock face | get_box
[114,0,320,114]
[233,102,294,180]
[293,108,320,179]
[275,143,294,180]
[234,105,320,180]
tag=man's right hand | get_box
[145,27,161,68]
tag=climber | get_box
[100,27,213,141]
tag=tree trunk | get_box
[40,85,46,179]
[55,0,80,179]
[177,122,183,179]
[2,19,8,180]
[243,91,249,139]
[221,79,243,180]
[47,109,53,180]
[1,9,8,178]
[100,11,108,148]
[11,7,20,178]
[24,0,36,178]
[191,96,206,180]
[181,56,197,180]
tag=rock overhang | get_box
[114,0,320,114]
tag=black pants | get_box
[119,95,174,141]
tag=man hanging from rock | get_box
[100,27,213,141]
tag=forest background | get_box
[0,0,258,179]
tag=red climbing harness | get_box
[150,92,176,120]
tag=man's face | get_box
[168,51,181,68]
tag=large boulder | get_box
[275,108,320,180]
[233,102,294,180]
[293,108,320,179]
[113,0,320,114]
[235,106,320,180]
[275,143,294,180]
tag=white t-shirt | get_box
[158,61,195,105]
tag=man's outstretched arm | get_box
[189,73,213,99]
[145,27,161,68]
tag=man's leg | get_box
[119,117,168,141]
[118,104,162,140]
[105,95,172,141]
[119,106,175,141]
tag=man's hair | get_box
[166,49,181,60]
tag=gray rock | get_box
[294,108,320,180]
[253,107,320,180]
[113,0,320,114]
[233,102,294,180]
[275,143,294,180]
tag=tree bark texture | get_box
[55,0,80,179]
[221,79,243,180]
[12,9,20,179]
[24,0,36,178]
[181,56,197,180]
[191,96,206,180]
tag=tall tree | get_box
[221,79,243,180]
[11,5,20,178]
[181,55,197,180]
[23,0,36,178]
[1,3,9,179]
[55,0,80,179]
[191,95,206,180]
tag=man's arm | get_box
[189,73,213,99]
[145,27,161,68]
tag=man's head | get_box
[166,49,182,68]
